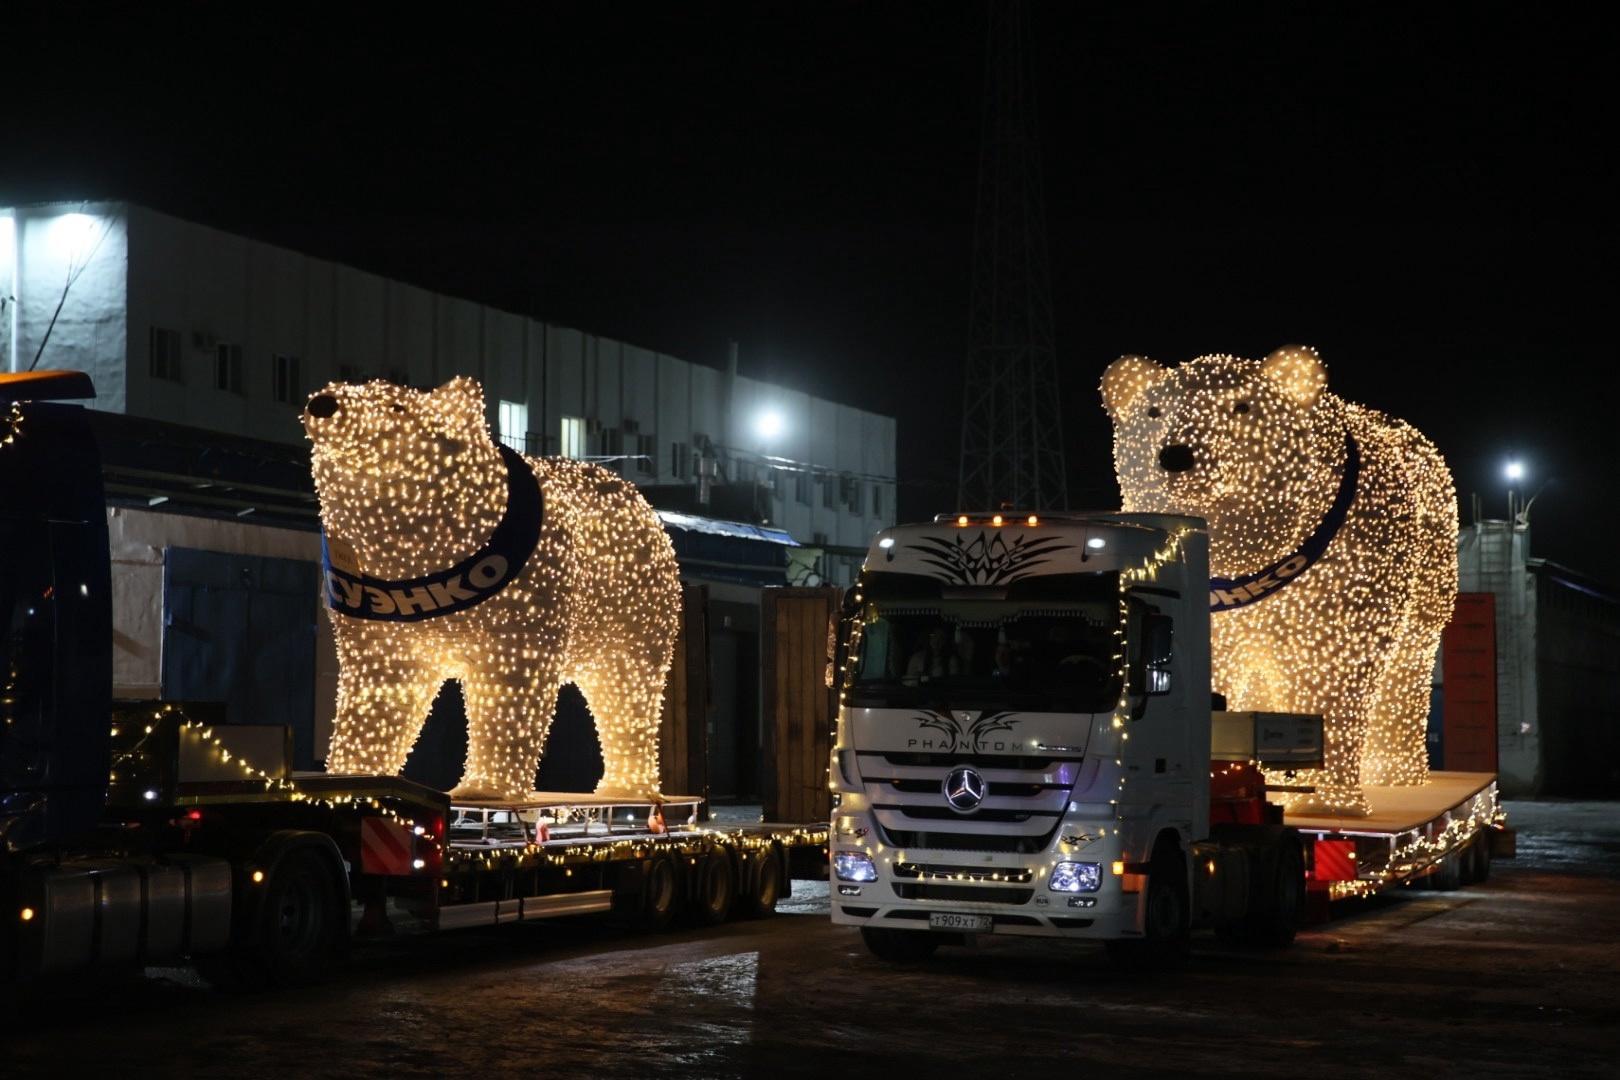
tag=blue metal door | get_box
[161,547,319,769]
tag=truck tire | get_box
[692,852,736,926]
[1243,830,1304,948]
[861,927,940,962]
[1107,841,1190,971]
[739,846,782,919]
[638,855,681,931]
[197,847,346,991]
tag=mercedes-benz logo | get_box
[943,766,987,814]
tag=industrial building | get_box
[2,199,897,799]
[1443,518,1620,796]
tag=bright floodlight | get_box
[1504,461,1525,482]
[754,409,784,439]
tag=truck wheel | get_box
[639,856,681,931]
[693,852,736,926]
[1244,831,1304,948]
[861,927,939,962]
[198,847,345,990]
[1107,844,1190,970]
[740,847,782,919]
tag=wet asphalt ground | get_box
[5,800,1618,1079]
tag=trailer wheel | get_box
[693,852,736,926]
[638,856,681,931]
[861,927,939,962]
[740,846,782,919]
[198,847,346,990]
[1470,834,1492,883]
[1107,841,1190,970]
[1426,850,1463,891]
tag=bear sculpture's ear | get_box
[1100,355,1166,420]
[432,376,487,422]
[1261,345,1328,409]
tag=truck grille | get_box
[880,827,1058,854]
[858,750,1077,854]
[893,883,1034,905]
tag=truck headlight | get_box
[833,851,879,883]
[1048,861,1101,893]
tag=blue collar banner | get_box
[321,444,543,622]
[1209,431,1360,612]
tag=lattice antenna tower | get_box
[956,0,1068,512]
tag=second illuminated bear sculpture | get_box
[304,376,681,801]
[1102,346,1457,814]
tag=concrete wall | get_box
[1458,521,1539,793]
[2,202,128,410]
[107,506,337,761]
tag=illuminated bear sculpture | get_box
[304,376,681,801]
[1101,346,1457,814]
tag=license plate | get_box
[929,912,993,932]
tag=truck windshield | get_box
[845,571,1122,713]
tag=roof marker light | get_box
[1027,515,1039,526]
[878,537,895,549]
[957,515,969,527]
[1087,537,1107,551]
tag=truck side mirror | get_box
[1129,613,1174,696]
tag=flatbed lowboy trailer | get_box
[0,371,825,988]
[1289,771,1506,901]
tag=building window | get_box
[841,474,861,515]
[795,472,812,505]
[498,400,529,453]
[672,441,691,480]
[560,416,586,459]
[337,364,367,384]
[872,483,884,520]
[149,326,183,383]
[821,474,834,509]
[214,343,243,394]
[272,354,300,403]
[636,433,656,476]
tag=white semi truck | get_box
[829,511,1304,966]
[828,511,1502,966]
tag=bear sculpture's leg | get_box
[1360,623,1440,787]
[457,660,563,801]
[325,635,444,778]
[572,650,670,801]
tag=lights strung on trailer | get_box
[1026,514,1039,526]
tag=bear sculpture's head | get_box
[1101,346,1340,578]
[303,376,507,572]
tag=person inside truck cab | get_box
[903,623,959,685]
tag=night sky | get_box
[7,4,1613,582]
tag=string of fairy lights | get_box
[120,709,827,880]
[2,401,23,448]
[306,377,681,801]
[1104,346,1458,814]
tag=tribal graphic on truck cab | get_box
[906,531,1071,586]
[912,710,1022,754]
